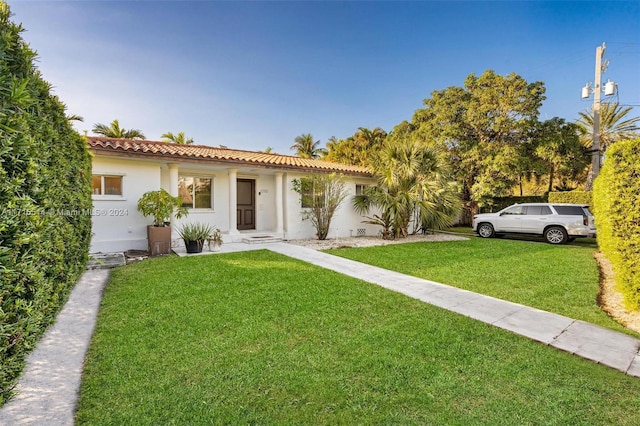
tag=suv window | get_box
[525,205,552,215]
[553,205,585,216]
[502,206,525,215]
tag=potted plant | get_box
[137,189,188,256]
[206,228,223,252]
[178,222,214,254]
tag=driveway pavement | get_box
[2,242,639,425]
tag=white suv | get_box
[472,203,596,244]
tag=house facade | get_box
[88,137,378,253]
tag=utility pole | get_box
[591,42,605,180]
[582,42,616,189]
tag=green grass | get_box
[76,251,640,424]
[328,237,631,335]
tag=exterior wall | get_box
[282,173,379,240]
[91,157,161,253]
[90,154,377,252]
[171,171,277,245]
[171,166,230,247]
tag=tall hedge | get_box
[479,195,548,213]
[592,138,640,310]
[548,191,592,205]
[0,3,92,404]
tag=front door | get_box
[237,179,255,230]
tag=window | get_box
[299,178,325,208]
[525,205,552,215]
[502,206,524,215]
[179,176,213,209]
[355,184,368,195]
[92,175,122,196]
[553,205,586,216]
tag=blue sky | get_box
[7,1,640,154]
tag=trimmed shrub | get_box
[548,191,592,205]
[593,138,640,310]
[479,195,548,213]
[0,3,92,404]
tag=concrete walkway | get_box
[0,269,109,426]
[2,241,639,424]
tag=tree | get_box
[92,119,145,139]
[292,174,348,240]
[66,114,84,122]
[161,131,194,144]
[534,118,589,193]
[576,103,640,188]
[576,102,640,152]
[324,127,387,166]
[290,133,327,159]
[408,70,546,222]
[353,136,461,239]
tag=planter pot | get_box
[148,225,172,257]
[184,240,204,254]
[209,241,221,252]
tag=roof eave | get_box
[89,147,372,177]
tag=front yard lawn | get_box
[328,237,630,335]
[76,251,640,424]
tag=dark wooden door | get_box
[237,179,255,230]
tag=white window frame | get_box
[179,175,214,210]
[92,174,125,200]
[355,184,369,196]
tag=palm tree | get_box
[161,131,194,144]
[353,138,461,239]
[66,114,84,122]
[577,103,640,151]
[290,133,327,159]
[92,119,145,139]
[576,103,639,188]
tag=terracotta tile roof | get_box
[87,137,371,176]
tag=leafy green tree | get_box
[324,127,387,166]
[161,131,194,144]
[290,133,327,159]
[408,70,546,222]
[92,119,145,139]
[292,174,348,240]
[353,136,461,239]
[534,118,589,193]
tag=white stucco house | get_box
[88,137,379,253]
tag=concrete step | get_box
[241,235,283,244]
[87,252,126,269]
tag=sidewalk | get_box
[2,242,639,424]
[0,270,109,426]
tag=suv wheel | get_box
[544,226,568,244]
[477,223,495,238]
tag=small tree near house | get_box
[292,174,348,240]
